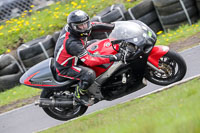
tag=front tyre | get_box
[145,50,187,86]
[40,89,88,121]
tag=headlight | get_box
[127,44,138,53]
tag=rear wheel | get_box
[40,89,88,121]
[145,50,187,86]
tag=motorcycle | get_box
[20,20,187,121]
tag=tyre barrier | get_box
[196,0,200,16]
[92,8,126,23]
[124,0,163,33]
[0,34,56,91]
[0,63,19,76]
[160,6,198,25]
[0,71,23,92]
[137,11,163,33]
[21,48,54,68]
[91,4,126,39]
[52,31,61,44]
[164,15,199,29]
[0,54,15,70]
[153,0,191,7]
[0,54,23,74]
[124,0,155,20]
[155,0,195,16]
[91,4,126,22]
[153,0,199,30]
[148,20,163,33]
[17,35,56,71]
[0,54,23,91]
[137,10,157,25]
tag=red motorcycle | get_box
[20,20,187,121]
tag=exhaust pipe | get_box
[35,98,73,108]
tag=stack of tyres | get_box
[52,31,61,44]
[91,4,126,23]
[195,0,200,16]
[90,4,126,39]
[0,32,60,91]
[124,0,163,33]
[17,35,56,71]
[153,0,199,30]
[0,54,23,91]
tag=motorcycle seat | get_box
[50,58,70,82]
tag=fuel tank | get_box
[87,38,119,55]
[87,38,119,76]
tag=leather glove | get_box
[110,53,123,62]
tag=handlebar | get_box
[111,39,142,64]
[111,39,130,64]
[111,39,124,45]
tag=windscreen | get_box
[109,21,144,40]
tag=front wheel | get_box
[40,89,88,121]
[145,50,187,86]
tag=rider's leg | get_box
[56,65,96,105]
[74,67,96,105]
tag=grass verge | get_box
[156,22,200,46]
[39,77,200,133]
[0,85,41,107]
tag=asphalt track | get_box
[0,45,200,133]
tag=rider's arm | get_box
[67,40,117,67]
[91,22,114,33]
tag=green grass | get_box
[0,0,142,54]
[0,85,41,107]
[39,77,200,133]
[156,22,200,46]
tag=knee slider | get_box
[87,69,96,81]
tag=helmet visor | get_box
[71,20,91,33]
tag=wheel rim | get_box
[148,56,179,82]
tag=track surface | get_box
[0,45,200,133]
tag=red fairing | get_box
[148,46,169,68]
[87,38,119,55]
[24,71,56,87]
[86,38,119,76]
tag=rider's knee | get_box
[87,69,96,82]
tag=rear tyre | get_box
[145,50,187,86]
[40,89,88,121]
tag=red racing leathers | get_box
[54,22,116,83]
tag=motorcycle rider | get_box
[54,10,122,106]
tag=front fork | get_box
[147,45,169,73]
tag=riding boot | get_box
[74,81,94,106]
